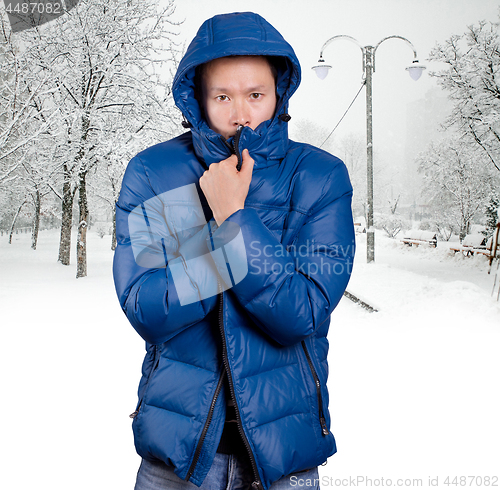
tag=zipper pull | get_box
[252,481,264,490]
[320,417,329,436]
[233,125,244,171]
[129,401,142,419]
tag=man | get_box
[113,11,355,490]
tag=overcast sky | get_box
[170,0,500,160]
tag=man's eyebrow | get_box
[206,85,269,93]
[247,85,268,92]
[206,87,229,93]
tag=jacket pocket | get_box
[130,344,161,419]
[301,340,329,436]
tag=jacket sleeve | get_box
[206,158,355,346]
[113,155,218,345]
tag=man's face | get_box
[201,56,277,140]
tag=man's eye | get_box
[216,95,229,101]
[250,93,262,100]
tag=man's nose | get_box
[231,100,250,127]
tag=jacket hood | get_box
[172,12,302,167]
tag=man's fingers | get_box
[240,149,255,177]
[211,151,253,175]
[220,154,238,167]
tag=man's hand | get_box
[199,149,254,226]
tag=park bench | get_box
[400,230,437,248]
[485,236,500,259]
[449,233,488,257]
[489,223,500,269]
[353,221,366,234]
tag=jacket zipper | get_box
[220,125,244,170]
[220,132,263,489]
[233,125,243,171]
[130,345,160,419]
[185,365,226,481]
[187,130,262,487]
[301,341,329,436]
[217,278,264,490]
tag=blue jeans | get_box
[134,453,319,490]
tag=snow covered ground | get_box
[1,229,499,489]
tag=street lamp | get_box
[312,35,425,263]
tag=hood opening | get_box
[190,55,293,133]
[172,12,302,131]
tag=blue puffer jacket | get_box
[113,12,355,490]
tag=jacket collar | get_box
[190,114,290,169]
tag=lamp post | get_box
[312,35,425,263]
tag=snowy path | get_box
[1,230,499,489]
[326,234,500,487]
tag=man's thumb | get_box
[240,149,254,176]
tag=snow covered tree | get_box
[0,11,55,198]
[429,19,500,174]
[334,133,366,218]
[484,194,500,237]
[19,149,55,249]
[290,118,336,152]
[9,0,181,277]
[417,137,493,241]
[429,211,456,241]
[374,213,408,239]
